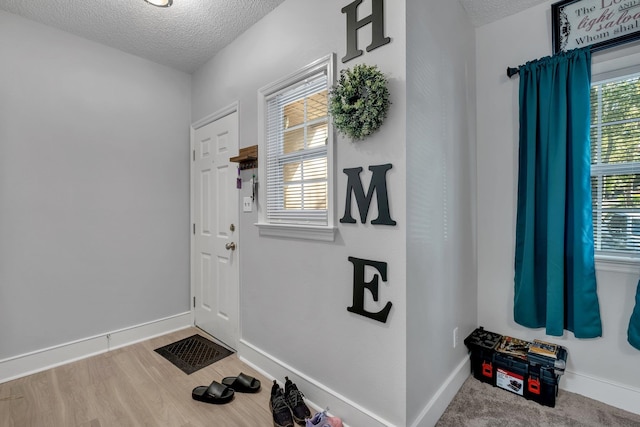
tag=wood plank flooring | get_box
[0,328,275,427]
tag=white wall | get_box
[192,0,406,425]
[476,1,640,413]
[406,0,477,425]
[0,11,192,359]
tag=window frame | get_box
[591,65,640,270]
[256,54,336,241]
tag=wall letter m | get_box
[340,163,396,226]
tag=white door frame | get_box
[190,102,240,348]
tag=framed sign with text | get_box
[552,0,640,54]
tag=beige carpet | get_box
[436,376,640,426]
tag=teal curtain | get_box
[629,278,640,350]
[514,47,602,338]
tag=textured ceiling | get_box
[458,0,549,27]
[0,0,285,73]
[0,0,547,74]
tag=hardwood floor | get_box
[0,328,275,427]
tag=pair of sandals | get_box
[191,372,261,404]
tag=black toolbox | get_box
[464,327,567,407]
[463,326,502,385]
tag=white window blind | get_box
[591,74,640,256]
[265,73,329,225]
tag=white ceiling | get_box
[0,0,286,73]
[0,0,548,74]
[458,0,549,27]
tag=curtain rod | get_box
[507,67,519,78]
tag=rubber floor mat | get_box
[154,334,233,374]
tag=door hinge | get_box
[193,223,195,235]
[193,296,196,308]
[193,150,195,161]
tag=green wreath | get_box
[329,64,390,140]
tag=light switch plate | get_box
[243,197,253,212]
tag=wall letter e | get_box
[347,256,392,323]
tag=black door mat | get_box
[154,334,234,375]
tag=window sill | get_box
[595,254,640,274]
[255,223,337,242]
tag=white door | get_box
[192,111,239,349]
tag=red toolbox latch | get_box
[482,361,493,378]
[528,377,541,395]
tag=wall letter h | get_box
[341,0,391,63]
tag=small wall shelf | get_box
[230,145,258,170]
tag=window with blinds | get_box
[591,74,640,256]
[258,55,335,238]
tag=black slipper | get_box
[221,372,261,393]
[192,381,234,404]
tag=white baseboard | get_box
[0,312,192,384]
[409,357,471,427]
[562,370,640,416]
[238,339,399,427]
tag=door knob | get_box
[225,242,236,251]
